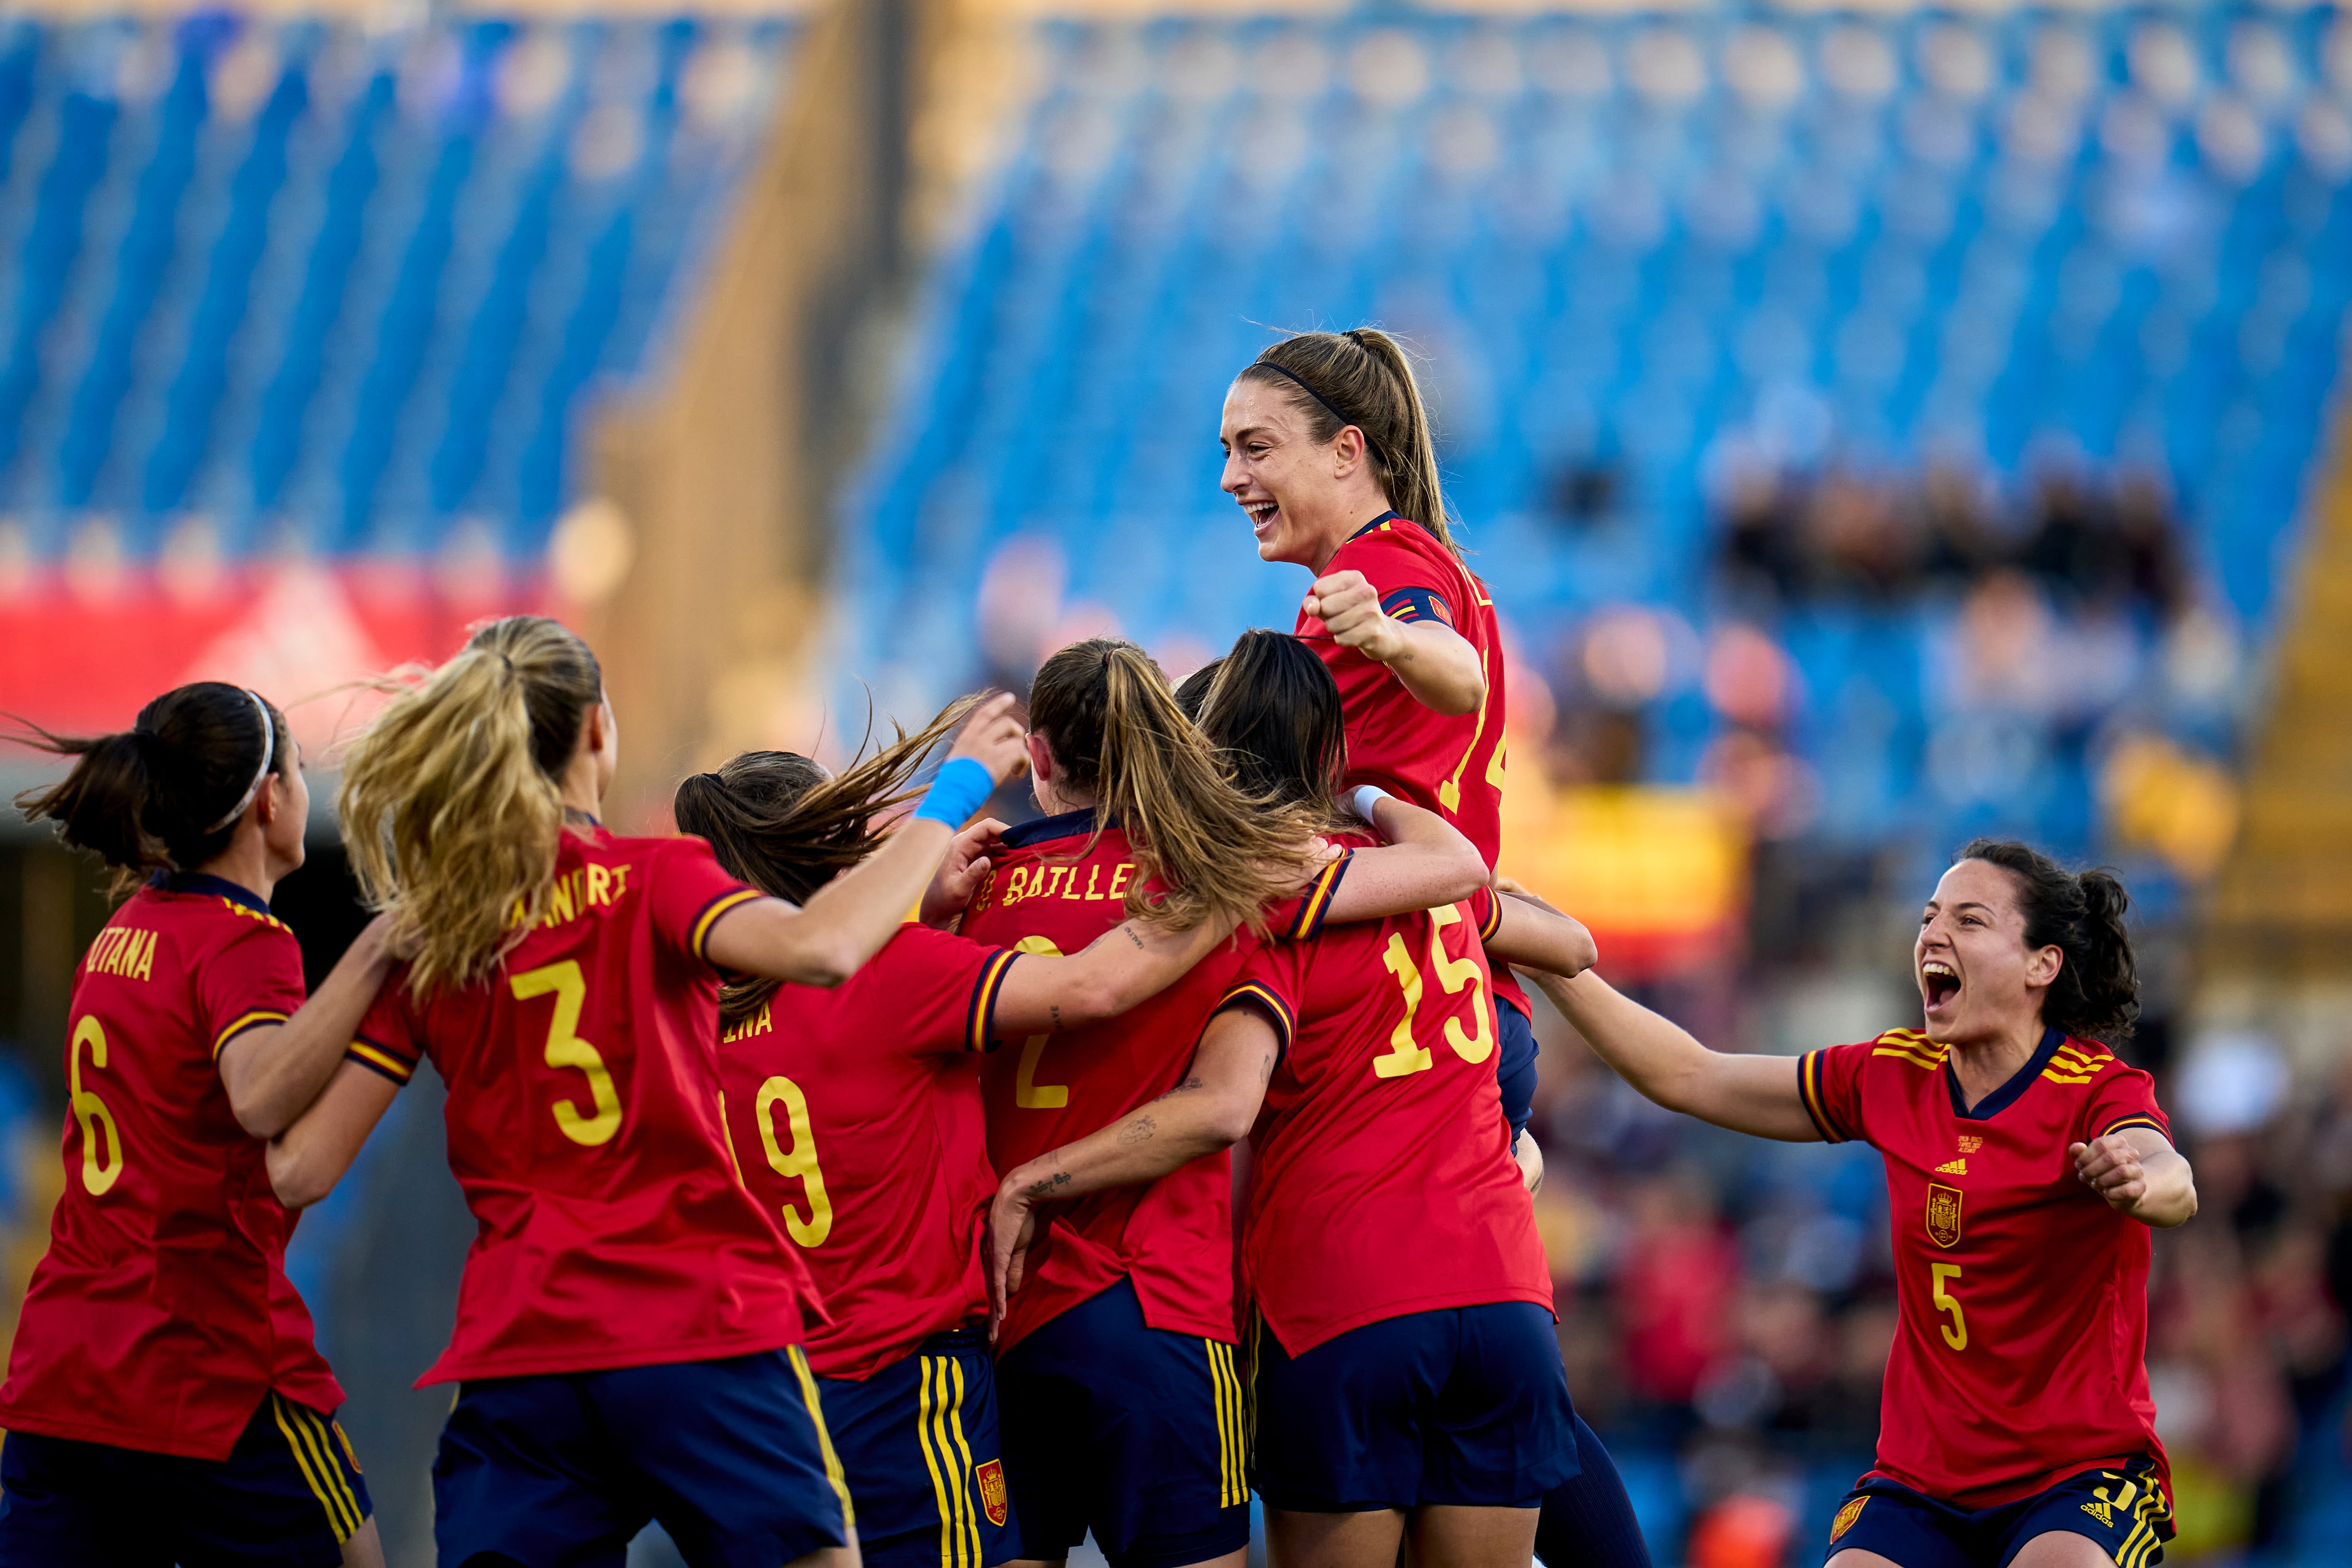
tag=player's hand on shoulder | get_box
[949,692,1030,785]
[1303,570,1402,663]
[2071,1134,2148,1213]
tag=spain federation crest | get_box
[1926,1183,1963,1248]
[1830,1496,1868,1542]
[976,1458,1009,1527]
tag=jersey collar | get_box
[152,869,272,917]
[1947,1024,2064,1121]
[1000,807,1099,850]
[1348,509,1402,541]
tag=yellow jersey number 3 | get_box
[511,961,623,1147]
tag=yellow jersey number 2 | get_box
[511,961,622,1146]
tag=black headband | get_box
[1255,361,1360,439]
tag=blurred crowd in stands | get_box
[1521,996,2352,1568]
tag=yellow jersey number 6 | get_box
[69,1016,124,1196]
[511,961,622,1147]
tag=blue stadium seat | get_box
[0,13,798,559]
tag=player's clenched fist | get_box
[2070,1134,2148,1214]
[949,691,1030,784]
[1302,569,1404,665]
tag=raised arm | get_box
[1321,794,1486,922]
[989,914,1236,1035]
[1304,571,1485,716]
[2072,1128,2198,1228]
[1528,968,1821,1143]
[990,1004,1279,1316]
[267,1057,404,1209]
[707,696,1029,987]
[219,914,398,1138]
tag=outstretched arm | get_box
[990,1005,1278,1315]
[2072,1128,2197,1228]
[1529,968,1820,1143]
[220,914,398,1139]
[1482,888,1598,979]
[706,695,1029,987]
[989,915,1236,1035]
[1303,571,1485,716]
[1321,795,1487,923]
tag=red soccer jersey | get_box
[713,923,1020,1380]
[354,825,821,1386]
[1219,850,1551,1357]
[958,810,1346,1353]
[0,874,344,1459]
[1797,1026,2174,1507]
[1295,512,1525,1016]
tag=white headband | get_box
[202,689,278,834]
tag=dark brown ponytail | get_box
[1239,327,1456,556]
[1958,839,2141,1044]
[1186,631,1351,832]
[674,697,981,1021]
[11,683,290,887]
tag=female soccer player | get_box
[673,711,1259,1568]
[0,683,395,1566]
[1221,331,1652,1566]
[1529,843,2191,1568]
[960,636,1489,1568]
[261,616,1027,1568]
[989,631,1603,1568]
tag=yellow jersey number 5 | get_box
[511,961,623,1147]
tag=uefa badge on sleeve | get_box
[1925,1184,1963,1248]
[976,1458,1009,1527]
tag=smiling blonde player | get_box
[1526,840,2193,1568]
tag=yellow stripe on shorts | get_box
[270,1394,361,1542]
[787,1346,855,1530]
[1206,1340,1246,1508]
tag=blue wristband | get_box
[914,756,995,826]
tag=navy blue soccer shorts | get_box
[433,1346,851,1568]
[1496,996,1539,1143]
[995,1277,1250,1568]
[1249,1300,1578,1512]
[820,1326,1021,1568]
[0,1391,372,1568]
[1821,1459,2174,1568]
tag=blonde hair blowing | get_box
[340,616,604,995]
[1241,327,1457,557]
[1029,638,1319,936]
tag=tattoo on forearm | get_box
[1122,925,1144,951]
[1022,1170,1071,1199]
[1154,1075,1204,1100]
[1118,1116,1156,1146]
[1050,1004,1061,1028]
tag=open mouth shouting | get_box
[1920,959,1960,1015]
[1240,496,1280,541]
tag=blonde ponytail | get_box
[339,617,603,995]
[1030,638,1318,935]
[1240,327,1457,556]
